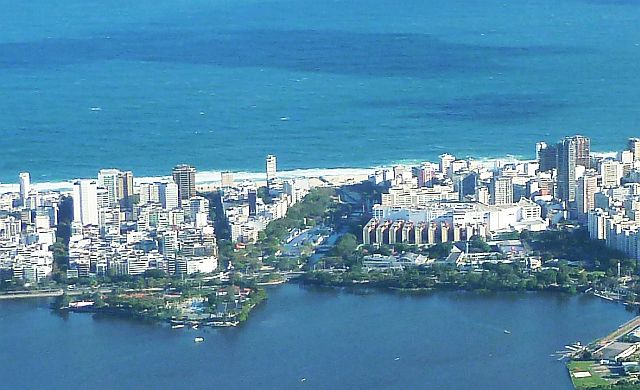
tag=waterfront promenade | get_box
[0,287,117,300]
[594,316,640,350]
[0,289,64,299]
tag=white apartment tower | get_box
[73,180,99,226]
[491,177,513,205]
[97,169,134,209]
[439,154,456,177]
[266,155,277,186]
[221,171,234,188]
[600,159,623,189]
[476,186,490,205]
[629,138,640,161]
[576,173,599,220]
[189,196,210,227]
[19,172,30,205]
[159,182,179,210]
[139,183,160,204]
[617,150,634,176]
[98,169,121,207]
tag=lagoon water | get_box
[2,3,639,386]
[1,0,640,183]
[0,285,634,389]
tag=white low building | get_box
[362,253,429,271]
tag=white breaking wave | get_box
[0,167,378,194]
[0,150,619,194]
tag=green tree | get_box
[52,293,72,310]
[92,292,106,308]
[468,236,491,253]
[428,243,453,259]
[334,233,358,259]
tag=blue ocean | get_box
[1,0,639,183]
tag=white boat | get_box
[194,337,205,343]
[171,324,185,329]
[504,330,511,334]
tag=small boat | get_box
[192,324,199,330]
[194,337,204,343]
[89,107,102,111]
[504,330,511,334]
[394,357,400,361]
[171,324,185,329]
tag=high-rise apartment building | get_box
[536,142,557,172]
[172,164,196,201]
[416,164,435,188]
[159,182,179,210]
[248,189,257,216]
[73,179,99,226]
[139,183,160,204]
[475,186,490,205]
[266,155,277,187]
[576,173,599,221]
[97,169,134,209]
[439,154,456,177]
[629,138,640,161]
[618,150,634,177]
[19,172,30,205]
[118,170,134,209]
[98,169,121,208]
[221,171,234,188]
[188,196,210,221]
[600,159,624,189]
[573,135,591,169]
[556,137,578,203]
[491,177,513,205]
[556,134,591,206]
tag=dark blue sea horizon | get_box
[1,0,640,183]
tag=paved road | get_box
[594,315,640,351]
[0,289,64,299]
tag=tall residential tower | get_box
[266,155,277,187]
[172,164,196,201]
[73,179,99,226]
[629,138,640,161]
[536,142,557,173]
[19,172,30,205]
[556,135,590,204]
[491,176,513,205]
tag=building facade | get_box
[172,164,196,201]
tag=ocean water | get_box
[0,285,634,389]
[1,0,640,184]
